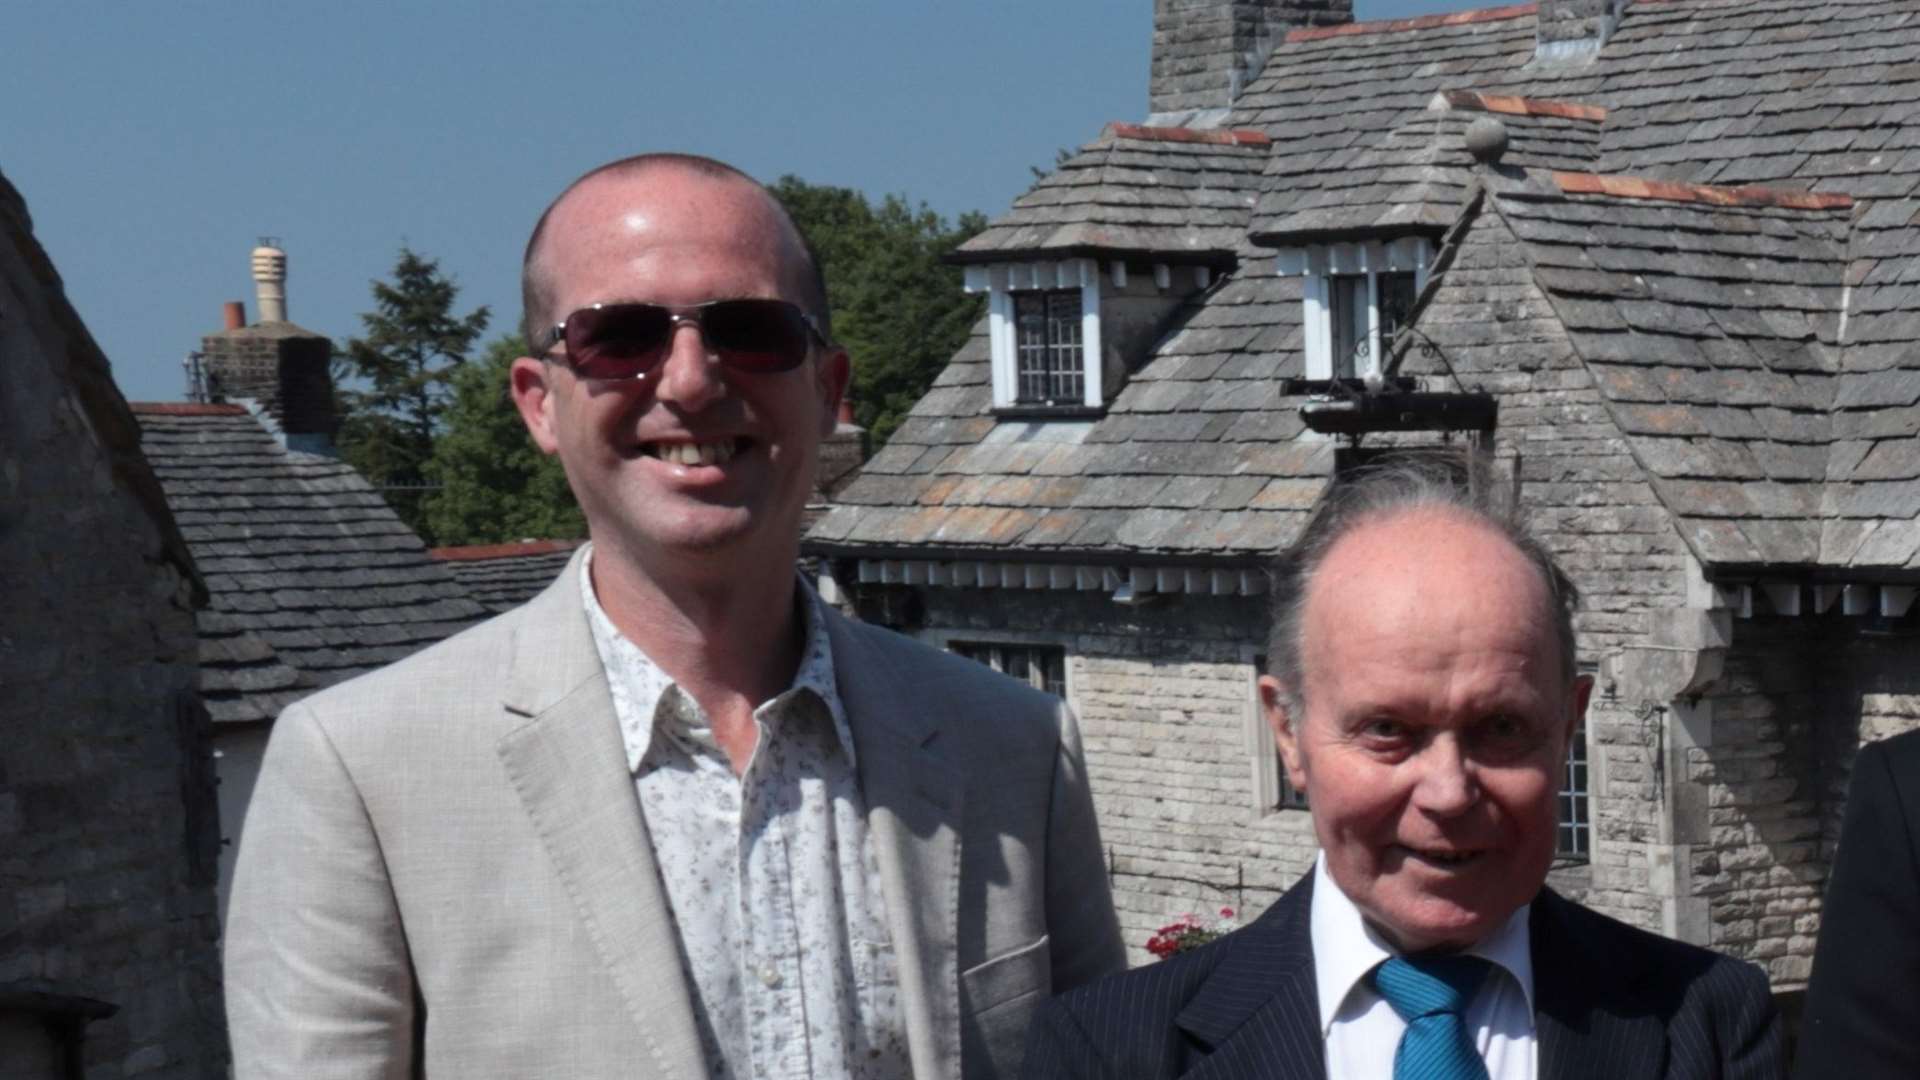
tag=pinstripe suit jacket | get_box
[1023,875,1785,1079]
[1796,730,1920,1080]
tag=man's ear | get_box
[509,356,561,455]
[1259,674,1309,793]
[1565,672,1595,748]
[814,345,851,437]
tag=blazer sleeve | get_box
[1044,700,1128,993]
[1795,736,1920,1080]
[223,702,416,1079]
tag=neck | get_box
[588,539,804,738]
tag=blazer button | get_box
[759,965,782,988]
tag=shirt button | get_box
[759,965,782,988]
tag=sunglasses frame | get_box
[542,298,830,381]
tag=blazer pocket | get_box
[961,935,1052,1077]
[961,933,1052,1017]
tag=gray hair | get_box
[1263,450,1579,708]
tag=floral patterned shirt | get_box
[580,548,910,1080]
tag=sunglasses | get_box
[543,298,828,381]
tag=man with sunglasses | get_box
[224,153,1124,1079]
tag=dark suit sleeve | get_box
[1021,997,1110,1079]
[1796,735,1920,1080]
[1044,700,1127,992]
[1712,959,1787,1080]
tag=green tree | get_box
[420,335,585,546]
[769,177,986,447]
[336,246,490,541]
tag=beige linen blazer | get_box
[224,550,1123,1079]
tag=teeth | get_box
[651,439,737,466]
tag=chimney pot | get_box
[222,301,246,330]
[252,239,288,322]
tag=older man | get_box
[225,154,1122,1079]
[1022,456,1783,1079]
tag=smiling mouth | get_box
[640,438,744,466]
[1403,846,1485,868]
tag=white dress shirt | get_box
[1310,854,1537,1080]
[581,547,910,1080]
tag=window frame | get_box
[1276,238,1434,383]
[1557,722,1592,862]
[936,634,1072,703]
[1012,289,1087,405]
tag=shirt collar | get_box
[1308,853,1536,1036]
[578,542,853,774]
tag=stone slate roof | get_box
[133,403,489,723]
[812,0,1920,577]
[1258,91,1604,242]
[953,125,1272,266]
[430,540,581,615]
[1489,172,1859,567]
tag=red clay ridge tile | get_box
[1104,123,1271,147]
[429,539,583,562]
[1287,3,1536,42]
[128,402,248,416]
[1551,171,1854,210]
[1441,89,1606,123]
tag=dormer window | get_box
[1277,238,1432,381]
[962,259,1102,411]
[1015,290,1086,404]
[962,256,1217,413]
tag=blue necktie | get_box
[1369,953,1493,1080]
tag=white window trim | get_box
[1277,238,1433,381]
[966,259,1216,410]
[967,258,1102,409]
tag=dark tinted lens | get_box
[702,299,812,372]
[564,304,673,379]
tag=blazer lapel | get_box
[827,609,966,1080]
[1532,890,1666,1080]
[493,552,708,1080]
[1176,878,1327,1080]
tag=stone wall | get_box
[1149,0,1353,119]
[896,585,1313,963]
[0,169,227,1075]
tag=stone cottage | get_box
[1,169,227,1074]
[131,252,488,921]
[807,0,1920,985]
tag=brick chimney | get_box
[1148,0,1352,124]
[199,241,337,454]
[1535,0,1626,63]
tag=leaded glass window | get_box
[1013,290,1084,404]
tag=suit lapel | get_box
[1176,878,1327,1080]
[1532,890,1666,1080]
[827,609,966,1080]
[494,552,708,1080]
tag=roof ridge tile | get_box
[129,402,249,416]
[1285,2,1537,43]
[1439,89,1607,123]
[1103,123,1271,148]
[1550,170,1855,210]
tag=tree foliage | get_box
[419,335,585,547]
[769,177,985,447]
[335,246,490,541]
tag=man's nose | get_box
[1410,737,1478,816]
[653,322,726,410]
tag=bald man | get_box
[224,154,1122,1079]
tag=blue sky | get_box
[5,1,1478,403]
